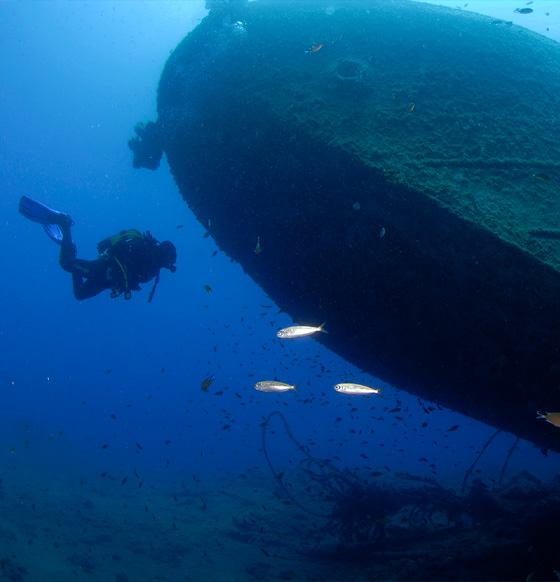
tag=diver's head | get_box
[157,241,177,272]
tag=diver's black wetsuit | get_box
[58,222,168,301]
[59,240,115,300]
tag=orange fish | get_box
[406,103,415,113]
[306,42,323,54]
[537,410,560,427]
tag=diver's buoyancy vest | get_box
[97,229,144,255]
[97,229,159,300]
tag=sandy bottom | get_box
[0,463,550,581]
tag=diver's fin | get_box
[19,196,74,228]
[42,223,63,245]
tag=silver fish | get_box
[254,381,297,393]
[334,383,381,395]
[276,322,326,339]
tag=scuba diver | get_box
[19,196,177,302]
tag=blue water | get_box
[1,2,560,580]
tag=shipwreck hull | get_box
[134,0,560,452]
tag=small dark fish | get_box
[121,477,127,485]
[447,425,460,432]
[259,546,271,558]
[106,369,111,374]
[101,444,109,450]
[176,225,183,229]
[406,103,415,113]
[136,443,143,450]
[201,375,216,391]
[203,231,210,238]
[204,285,212,293]
[534,173,551,181]
[109,414,116,420]
[467,192,479,213]
[305,42,323,54]
[514,7,533,13]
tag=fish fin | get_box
[292,384,298,393]
[319,322,328,334]
[536,411,547,419]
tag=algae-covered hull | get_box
[132,0,560,452]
